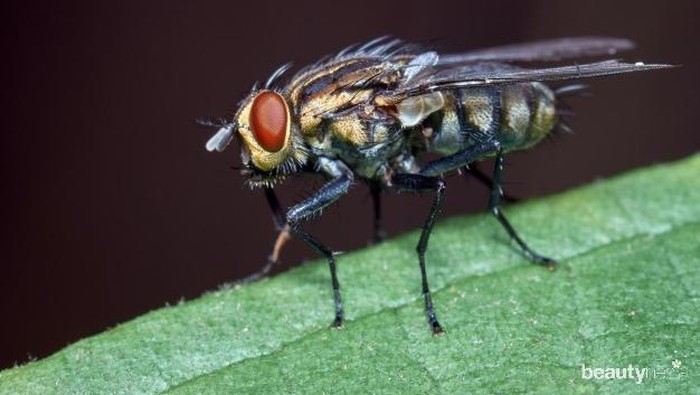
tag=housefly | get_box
[204,37,670,334]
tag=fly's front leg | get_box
[264,187,293,276]
[391,173,446,334]
[286,172,353,328]
[236,187,290,284]
[490,151,557,269]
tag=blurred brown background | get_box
[1,0,698,368]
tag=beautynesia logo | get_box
[580,359,686,384]
[580,364,648,384]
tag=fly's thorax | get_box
[300,107,406,182]
[235,90,307,177]
[323,108,400,150]
[326,115,369,146]
[297,89,374,134]
[287,58,400,135]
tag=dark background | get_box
[2,0,698,369]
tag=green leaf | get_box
[2,154,699,394]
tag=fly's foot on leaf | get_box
[531,254,557,271]
[330,317,344,329]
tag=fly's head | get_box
[205,88,308,188]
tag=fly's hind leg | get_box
[391,173,446,335]
[464,163,519,203]
[424,140,556,269]
[489,150,557,269]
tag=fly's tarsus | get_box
[488,151,558,268]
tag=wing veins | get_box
[439,37,636,64]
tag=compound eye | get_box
[250,91,288,152]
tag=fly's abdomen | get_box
[499,82,557,150]
[427,83,557,154]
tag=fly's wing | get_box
[384,60,673,100]
[439,37,636,64]
[302,37,671,117]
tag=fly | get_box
[204,37,671,334]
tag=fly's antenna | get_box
[264,62,293,90]
[199,118,237,152]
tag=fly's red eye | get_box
[250,91,288,152]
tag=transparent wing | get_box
[439,37,636,64]
[389,60,673,99]
[402,51,440,82]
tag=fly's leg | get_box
[391,173,446,335]
[369,183,386,243]
[420,140,500,177]
[423,141,556,269]
[464,163,519,203]
[236,187,290,284]
[264,187,286,236]
[490,151,557,269]
[263,187,292,275]
[286,173,353,328]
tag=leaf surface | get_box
[2,154,699,394]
